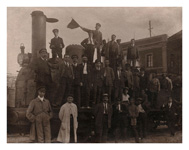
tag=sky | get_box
[7,7,182,75]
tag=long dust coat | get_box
[57,102,78,143]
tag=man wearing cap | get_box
[125,64,133,97]
[92,59,104,104]
[57,95,78,143]
[79,54,92,108]
[112,98,129,142]
[163,96,178,136]
[30,48,52,100]
[94,93,112,143]
[80,23,102,61]
[102,59,115,103]
[136,98,148,139]
[26,86,53,143]
[50,29,65,59]
[127,39,139,67]
[56,54,74,106]
[105,34,119,71]
[114,64,126,102]
[72,55,81,108]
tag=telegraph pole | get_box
[149,20,153,37]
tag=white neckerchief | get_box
[83,63,87,74]
[38,96,44,102]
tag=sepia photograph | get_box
[7,7,182,144]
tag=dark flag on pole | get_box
[67,18,80,29]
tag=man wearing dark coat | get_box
[106,34,119,70]
[26,86,53,143]
[72,55,81,108]
[79,54,93,108]
[102,59,115,103]
[30,48,52,100]
[114,64,126,102]
[139,69,148,91]
[164,96,178,136]
[50,29,65,59]
[80,23,103,61]
[92,59,104,104]
[81,32,95,64]
[127,39,139,67]
[112,99,129,142]
[56,54,74,106]
[94,93,112,143]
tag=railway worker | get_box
[101,59,115,103]
[148,73,160,108]
[80,23,103,61]
[164,96,178,136]
[50,29,65,59]
[92,59,104,104]
[94,93,112,143]
[101,39,107,66]
[26,86,53,143]
[127,39,139,67]
[79,54,93,108]
[71,55,81,108]
[56,54,74,106]
[139,68,148,92]
[105,34,119,71]
[136,98,148,139]
[114,64,126,102]
[30,48,52,101]
[57,94,78,143]
[128,98,139,143]
[81,31,95,64]
[48,53,63,107]
[112,98,129,142]
[132,68,140,100]
[125,63,133,97]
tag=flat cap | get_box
[39,48,47,54]
[37,86,46,92]
[82,54,88,58]
[96,23,101,27]
[52,29,59,33]
[71,55,78,59]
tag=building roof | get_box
[168,30,182,41]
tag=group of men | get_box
[26,23,180,143]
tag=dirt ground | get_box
[7,125,182,143]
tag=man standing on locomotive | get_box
[50,29,65,59]
[80,23,103,61]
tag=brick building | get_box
[121,31,182,75]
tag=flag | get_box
[67,18,80,29]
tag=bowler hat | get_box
[102,93,108,98]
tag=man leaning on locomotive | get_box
[26,28,179,143]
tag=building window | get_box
[146,54,153,67]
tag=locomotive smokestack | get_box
[31,11,46,61]
[31,11,58,61]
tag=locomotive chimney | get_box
[31,11,58,61]
[31,11,46,61]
